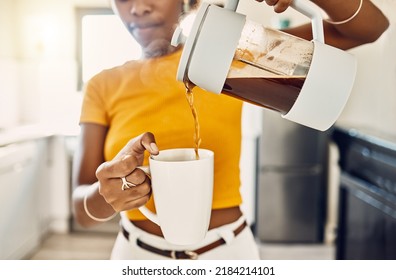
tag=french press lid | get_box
[171,2,246,93]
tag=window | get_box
[76,8,142,90]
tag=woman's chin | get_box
[141,39,176,58]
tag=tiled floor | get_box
[28,231,335,260]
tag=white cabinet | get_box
[0,127,73,259]
[0,140,44,259]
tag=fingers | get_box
[93,132,159,212]
[96,131,157,180]
[113,167,148,190]
[94,132,158,212]
[122,194,151,211]
[265,0,278,5]
[256,0,292,13]
[106,185,151,212]
[96,154,142,179]
[273,0,292,13]
[114,132,159,161]
[134,132,159,155]
[98,173,152,212]
[96,157,150,201]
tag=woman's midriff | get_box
[131,206,243,237]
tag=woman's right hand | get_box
[95,132,159,212]
[255,0,293,13]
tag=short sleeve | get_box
[79,76,109,126]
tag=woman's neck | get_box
[141,41,181,59]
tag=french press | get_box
[172,0,357,131]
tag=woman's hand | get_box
[95,132,159,212]
[255,0,293,13]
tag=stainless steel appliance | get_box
[333,126,396,259]
[255,110,328,243]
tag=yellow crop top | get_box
[79,49,244,220]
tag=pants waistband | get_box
[119,211,248,259]
[121,220,247,259]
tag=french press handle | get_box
[224,0,325,43]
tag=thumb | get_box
[114,132,159,160]
[133,132,159,155]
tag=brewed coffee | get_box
[184,81,201,159]
[223,76,305,114]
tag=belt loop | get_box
[170,251,176,259]
[217,228,236,245]
[215,216,247,244]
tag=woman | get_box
[72,0,389,259]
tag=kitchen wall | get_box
[338,0,396,134]
[0,0,18,128]
[0,0,110,131]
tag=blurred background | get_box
[0,0,395,260]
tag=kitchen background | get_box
[0,0,395,260]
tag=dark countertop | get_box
[333,125,396,152]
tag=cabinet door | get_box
[0,142,40,259]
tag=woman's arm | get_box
[259,0,390,50]
[71,123,115,227]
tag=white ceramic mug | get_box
[138,148,214,245]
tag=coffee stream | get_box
[184,80,201,160]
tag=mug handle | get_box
[136,166,160,226]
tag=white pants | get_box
[110,211,260,260]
